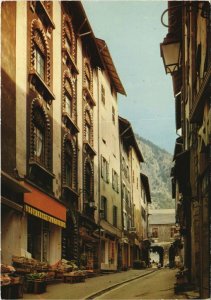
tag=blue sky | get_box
[82,0,177,154]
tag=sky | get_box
[82,0,177,154]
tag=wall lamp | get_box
[160,32,181,75]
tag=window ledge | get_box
[83,87,96,106]
[62,112,79,133]
[29,71,55,103]
[36,1,55,29]
[62,48,79,74]
[62,185,79,198]
[84,142,97,156]
[29,160,55,179]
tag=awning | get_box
[24,182,66,227]
[25,204,66,228]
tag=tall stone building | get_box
[119,117,151,269]
[1,0,150,273]
[160,1,211,297]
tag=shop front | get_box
[24,182,66,264]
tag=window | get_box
[112,106,115,124]
[33,108,46,166]
[112,169,119,193]
[101,85,105,104]
[65,36,72,54]
[141,206,146,221]
[85,162,92,202]
[85,111,91,143]
[152,227,158,238]
[35,47,45,80]
[170,226,176,238]
[101,156,109,183]
[64,94,72,117]
[64,141,74,187]
[101,196,107,220]
[85,63,91,90]
[113,205,117,227]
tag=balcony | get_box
[29,71,55,104]
[62,48,79,75]
[83,87,96,106]
[62,112,79,134]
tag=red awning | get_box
[24,182,66,225]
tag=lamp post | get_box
[160,32,181,75]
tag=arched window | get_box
[64,79,73,117]
[64,141,74,187]
[32,107,47,166]
[85,111,91,143]
[31,19,51,86]
[85,63,91,91]
[33,29,46,81]
[85,162,92,202]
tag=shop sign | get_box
[25,204,66,228]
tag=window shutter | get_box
[101,155,104,179]
[106,161,109,183]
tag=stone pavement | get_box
[23,268,156,299]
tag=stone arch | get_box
[62,14,76,62]
[62,133,77,189]
[30,19,51,86]
[30,97,51,169]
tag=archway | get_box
[150,245,164,267]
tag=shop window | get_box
[101,196,107,220]
[101,240,105,263]
[113,205,117,227]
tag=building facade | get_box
[1,0,150,273]
[160,1,211,298]
[119,117,151,269]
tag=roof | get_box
[119,116,144,162]
[140,173,151,203]
[149,209,175,225]
[95,39,126,96]
[65,2,126,96]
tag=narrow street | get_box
[97,269,186,300]
[22,268,187,300]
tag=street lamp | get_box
[160,32,181,75]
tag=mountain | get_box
[136,134,174,209]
